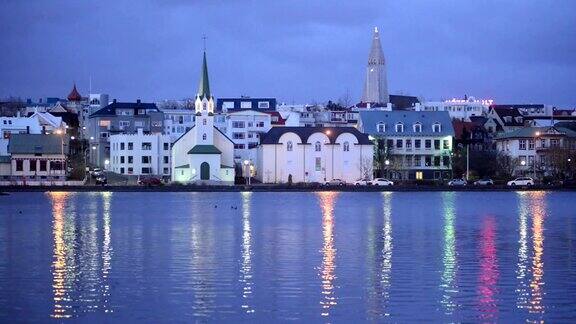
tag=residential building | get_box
[492,104,552,117]
[415,96,492,121]
[161,108,196,142]
[220,109,272,163]
[5,134,69,182]
[1,116,42,155]
[87,99,164,167]
[485,106,525,134]
[171,51,235,184]
[216,97,276,112]
[494,126,576,178]
[109,129,171,178]
[29,111,68,134]
[358,110,455,181]
[361,27,389,106]
[256,127,373,184]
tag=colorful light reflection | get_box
[240,191,255,314]
[317,192,338,317]
[440,192,458,314]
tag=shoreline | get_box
[1,185,575,193]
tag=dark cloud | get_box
[0,0,574,106]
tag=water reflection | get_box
[478,215,499,321]
[316,192,338,317]
[440,192,458,314]
[381,192,393,314]
[49,192,113,318]
[516,191,547,320]
[239,192,255,313]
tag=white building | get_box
[1,116,42,155]
[171,51,235,184]
[416,97,493,121]
[161,109,196,142]
[109,129,171,177]
[221,109,272,163]
[29,111,68,134]
[256,127,374,184]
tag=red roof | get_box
[67,84,82,102]
[452,120,476,140]
[265,111,287,125]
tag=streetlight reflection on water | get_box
[316,191,338,317]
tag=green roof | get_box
[495,126,576,140]
[197,51,211,99]
[175,164,189,169]
[221,164,234,169]
[187,145,221,155]
[8,134,68,154]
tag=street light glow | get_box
[70,136,75,140]
[104,159,110,165]
[385,159,390,166]
[92,146,97,150]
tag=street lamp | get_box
[243,159,251,185]
[384,159,390,179]
[104,159,110,170]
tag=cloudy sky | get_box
[1,0,575,107]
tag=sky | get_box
[1,0,575,107]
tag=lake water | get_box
[1,191,575,322]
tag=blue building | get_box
[358,110,455,181]
[216,97,277,112]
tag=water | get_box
[1,191,575,322]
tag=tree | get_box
[357,154,374,180]
[495,152,519,179]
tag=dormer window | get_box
[504,116,512,123]
[413,122,422,133]
[315,141,322,152]
[377,122,386,133]
[395,122,404,133]
[432,123,441,133]
[515,116,523,123]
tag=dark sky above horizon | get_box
[1,0,575,107]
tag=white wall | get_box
[109,130,171,176]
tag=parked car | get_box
[325,179,346,186]
[474,178,494,186]
[138,177,162,186]
[91,168,103,178]
[448,178,467,186]
[95,175,107,185]
[507,177,534,186]
[370,178,394,186]
[353,179,371,186]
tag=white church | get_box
[171,51,235,184]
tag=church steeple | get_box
[361,27,389,105]
[194,50,215,114]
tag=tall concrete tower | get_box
[361,27,389,105]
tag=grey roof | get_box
[8,134,68,154]
[89,101,159,118]
[495,126,576,140]
[359,110,455,136]
[175,164,190,169]
[260,126,372,145]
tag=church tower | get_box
[194,51,215,145]
[361,27,389,105]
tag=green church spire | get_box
[197,51,211,99]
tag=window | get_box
[413,123,422,132]
[377,122,386,133]
[414,155,421,166]
[128,142,133,150]
[443,140,450,150]
[416,171,423,180]
[120,156,125,163]
[241,101,252,109]
[100,132,109,138]
[528,139,535,150]
[120,167,125,174]
[202,133,207,141]
[232,121,245,128]
[163,143,169,150]
[202,119,207,125]
[343,142,350,152]
[135,121,144,127]
[425,156,432,166]
[142,156,151,164]
[541,139,546,148]
[142,142,152,150]
[29,160,36,172]
[128,167,133,174]
[528,155,534,166]
[163,167,169,174]
[99,120,111,127]
[258,101,270,109]
[315,157,322,171]
[40,161,47,171]
[406,139,412,149]
[287,141,293,151]
[387,139,393,148]
[119,120,130,129]
[234,144,245,149]
[443,156,450,167]
[519,155,527,165]
[434,156,440,167]
[415,139,421,149]
[128,156,133,164]
[16,160,23,171]
[315,141,322,152]
[142,167,151,174]
[395,123,404,133]
[163,156,169,163]
[551,139,559,147]
[120,142,125,150]
[432,123,441,133]
[405,156,413,167]
[233,133,245,139]
[256,122,264,127]
[519,139,526,150]
[425,140,432,149]
[396,139,403,148]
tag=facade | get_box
[256,127,373,184]
[161,109,196,142]
[361,27,389,105]
[171,51,235,184]
[5,134,68,182]
[29,111,68,134]
[416,97,492,121]
[1,116,42,155]
[220,109,272,163]
[485,106,526,134]
[87,100,164,167]
[358,111,455,181]
[494,126,576,178]
[109,129,171,177]
[216,97,276,112]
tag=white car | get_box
[325,179,346,186]
[448,179,467,186]
[370,178,394,186]
[474,178,494,186]
[507,177,534,186]
[354,179,371,186]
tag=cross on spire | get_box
[202,34,207,51]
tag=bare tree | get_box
[357,155,374,180]
[495,152,519,179]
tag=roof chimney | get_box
[137,99,141,104]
